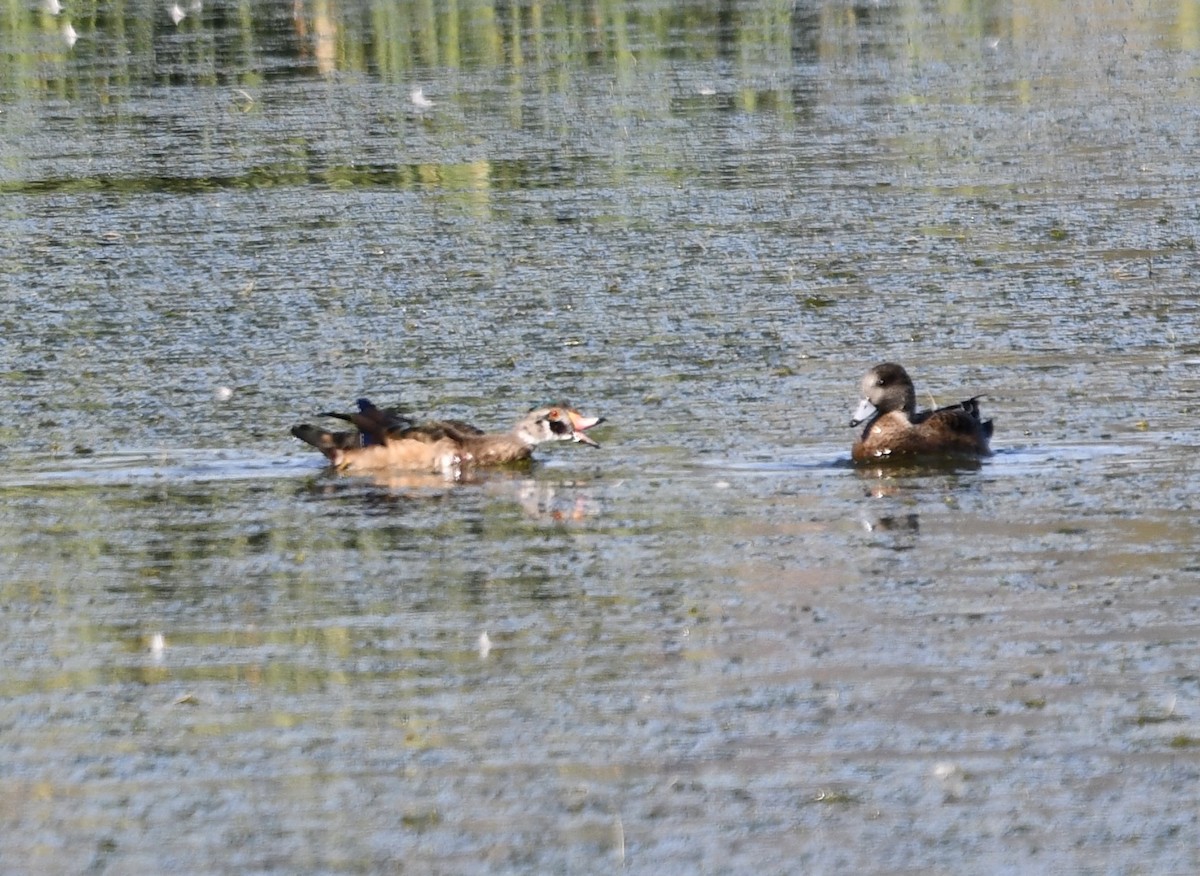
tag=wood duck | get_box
[292,400,604,473]
[850,363,992,463]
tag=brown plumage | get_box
[292,400,604,473]
[290,424,462,474]
[850,363,992,463]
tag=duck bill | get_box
[567,410,604,447]
[849,398,877,428]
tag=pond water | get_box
[2,0,1199,872]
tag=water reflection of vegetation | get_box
[3,0,802,88]
[0,160,499,195]
[3,0,1199,197]
[3,0,1195,97]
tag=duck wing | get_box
[319,398,414,446]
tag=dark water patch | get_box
[0,156,615,197]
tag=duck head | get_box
[850,362,917,427]
[515,405,605,448]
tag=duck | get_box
[849,363,992,463]
[292,400,604,473]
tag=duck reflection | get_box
[854,456,984,487]
[861,512,921,552]
[861,513,920,535]
[504,477,599,523]
[299,467,602,524]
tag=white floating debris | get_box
[170,3,185,25]
[232,89,255,112]
[213,386,234,402]
[43,0,62,15]
[478,631,492,659]
[149,633,166,658]
[933,761,967,799]
[410,88,434,110]
[62,21,77,47]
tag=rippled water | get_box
[2,0,1199,872]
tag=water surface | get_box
[2,1,1199,872]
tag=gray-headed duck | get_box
[850,363,992,463]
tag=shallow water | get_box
[2,0,1200,872]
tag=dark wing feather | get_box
[318,398,415,446]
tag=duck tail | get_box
[291,424,344,463]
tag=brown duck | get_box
[850,363,992,463]
[292,399,604,473]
